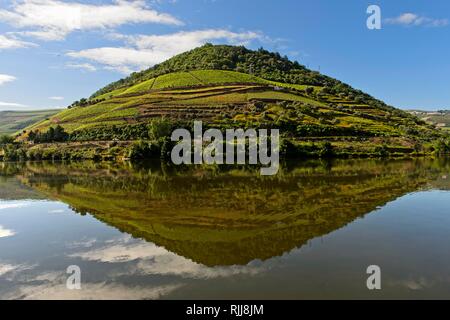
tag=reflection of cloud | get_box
[388,276,449,291]
[66,238,97,249]
[1,235,263,299]
[0,201,30,210]
[5,280,181,300]
[134,253,262,279]
[70,237,264,279]
[70,242,165,263]
[0,225,16,238]
[48,209,65,213]
[0,264,16,276]
[1,262,182,300]
[0,263,35,278]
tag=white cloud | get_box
[0,0,183,41]
[66,29,264,74]
[0,74,16,86]
[386,13,449,27]
[65,62,97,72]
[0,101,27,108]
[128,29,263,51]
[0,34,36,49]
[48,96,64,100]
[67,47,161,74]
[0,225,16,238]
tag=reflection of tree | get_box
[8,158,450,266]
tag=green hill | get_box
[0,110,59,135]
[13,44,449,160]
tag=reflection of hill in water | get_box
[0,163,46,200]
[5,159,450,267]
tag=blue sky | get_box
[0,0,449,111]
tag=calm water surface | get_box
[0,159,449,299]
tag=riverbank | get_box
[0,137,445,162]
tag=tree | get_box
[305,87,314,95]
[319,142,334,158]
[128,140,161,159]
[54,125,69,142]
[0,135,14,145]
[28,131,36,142]
[47,127,55,141]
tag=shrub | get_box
[148,118,173,140]
[305,87,314,95]
[128,140,161,159]
[374,145,389,157]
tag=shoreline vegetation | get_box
[1,121,449,163]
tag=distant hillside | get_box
[408,110,450,130]
[0,110,59,136]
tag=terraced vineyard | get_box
[26,69,424,136]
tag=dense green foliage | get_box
[435,138,450,154]
[0,134,14,145]
[69,123,150,141]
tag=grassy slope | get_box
[0,110,59,135]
